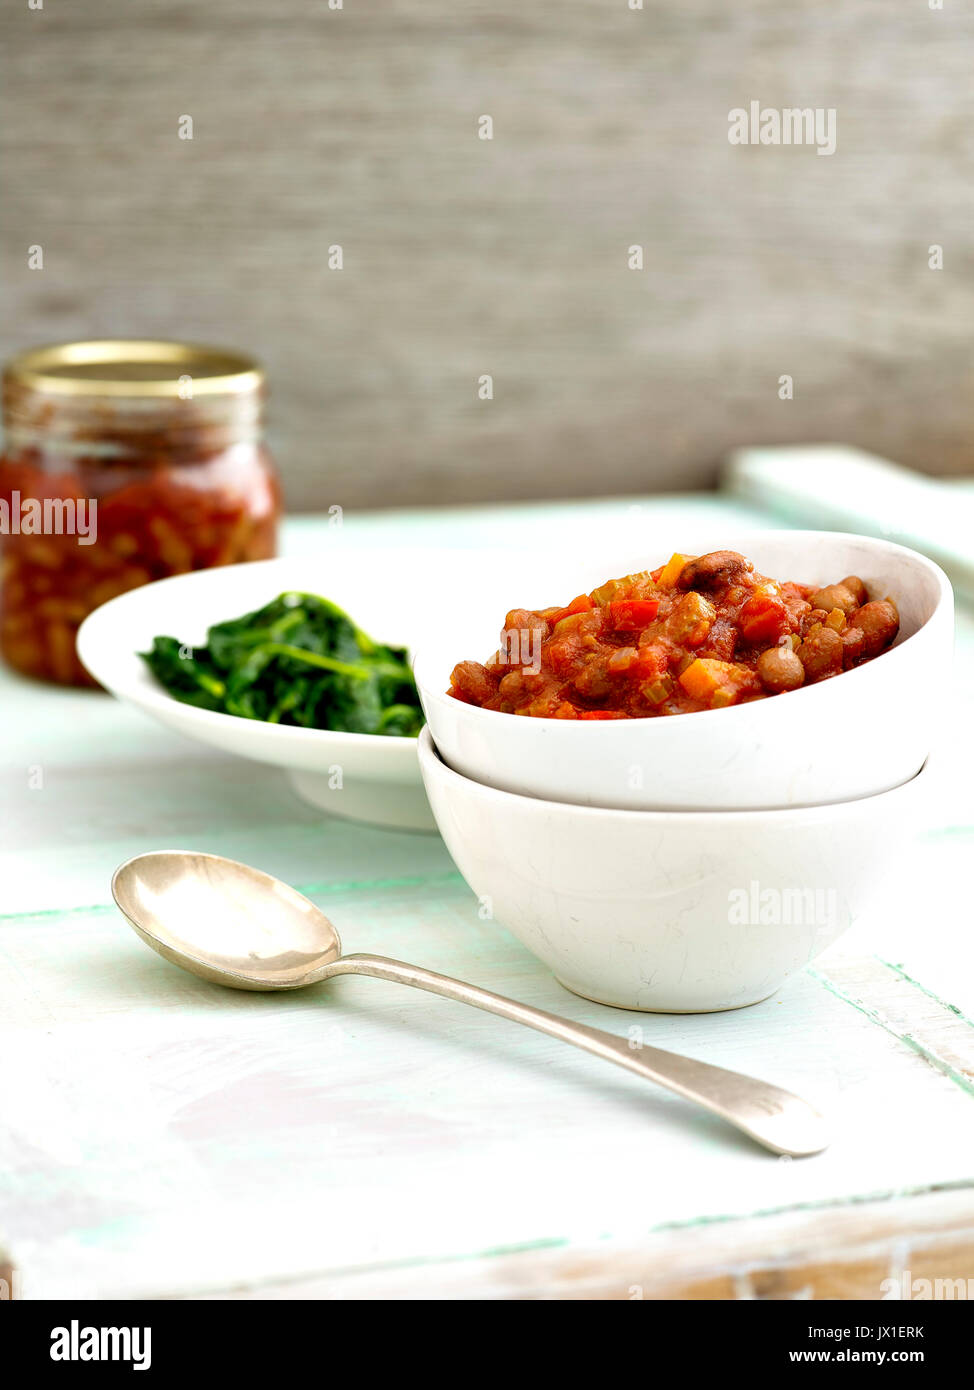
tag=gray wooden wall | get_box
[3,0,973,511]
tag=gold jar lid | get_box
[3,340,263,398]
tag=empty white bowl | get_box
[418,726,928,1012]
[415,532,953,811]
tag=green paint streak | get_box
[0,900,117,925]
[876,957,974,1034]
[179,1177,974,1300]
[473,1235,568,1260]
[809,966,974,1099]
[295,870,464,898]
[0,870,466,927]
[639,1175,974,1236]
[170,1235,571,1299]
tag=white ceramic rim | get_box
[416,725,930,825]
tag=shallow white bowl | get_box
[415,531,953,811]
[76,550,498,832]
[418,726,928,1012]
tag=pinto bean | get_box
[807,583,859,616]
[841,626,865,668]
[572,661,612,699]
[677,550,753,592]
[757,645,805,693]
[504,608,548,641]
[851,600,899,658]
[449,661,497,704]
[797,624,844,682]
[497,668,544,704]
[840,575,867,605]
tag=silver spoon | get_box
[111,850,830,1158]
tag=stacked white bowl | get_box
[414,533,953,1013]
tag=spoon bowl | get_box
[112,850,341,990]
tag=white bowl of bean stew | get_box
[414,532,953,811]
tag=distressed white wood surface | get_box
[1,498,973,1300]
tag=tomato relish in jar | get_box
[0,340,280,684]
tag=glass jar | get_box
[0,340,281,685]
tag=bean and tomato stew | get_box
[448,550,900,719]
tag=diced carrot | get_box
[678,657,744,701]
[657,552,692,588]
[576,709,627,720]
[551,701,579,719]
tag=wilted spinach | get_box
[140,591,424,736]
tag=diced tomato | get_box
[700,618,737,662]
[738,594,790,645]
[576,709,627,719]
[549,594,594,624]
[606,598,660,630]
[546,639,583,679]
[629,645,667,681]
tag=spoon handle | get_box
[324,953,828,1157]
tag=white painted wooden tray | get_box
[2,499,973,1299]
